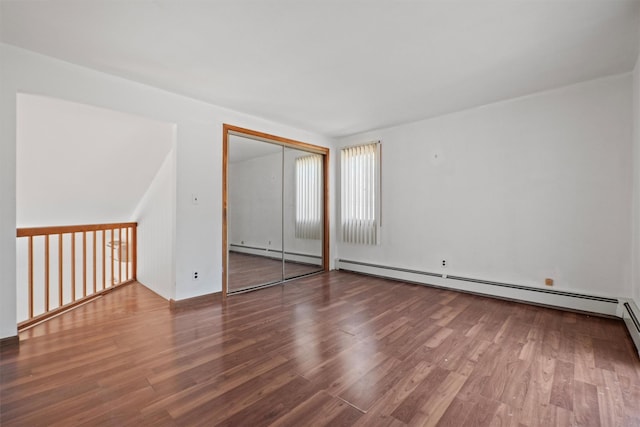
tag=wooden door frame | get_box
[222,124,330,298]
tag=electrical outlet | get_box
[193,271,199,281]
[442,260,447,268]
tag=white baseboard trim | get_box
[336,259,619,317]
[619,298,640,358]
[229,244,322,266]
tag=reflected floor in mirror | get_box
[228,251,322,292]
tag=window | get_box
[341,142,380,244]
[295,154,323,239]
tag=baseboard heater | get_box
[336,258,619,316]
[621,300,640,357]
[230,244,322,266]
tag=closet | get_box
[223,125,329,295]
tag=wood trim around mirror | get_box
[222,124,330,298]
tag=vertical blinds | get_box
[295,154,323,240]
[341,142,380,245]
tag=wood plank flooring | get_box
[2,271,640,426]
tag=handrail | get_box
[17,222,137,237]
[16,222,137,330]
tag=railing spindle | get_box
[71,232,76,301]
[45,235,50,312]
[132,225,137,280]
[118,228,123,284]
[93,230,97,294]
[102,230,106,291]
[127,226,131,280]
[110,229,115,287]
[28,236,33,319]
[83,231,87,297]
[58,234,63,307]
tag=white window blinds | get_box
[341,142,380,245]
[295,154,323,240]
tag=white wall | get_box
[633,54,640,306]
[16,94,174,227]
[1,46,18,338]
[337,74,633,299]
[0,43,335,338]
[132,148,176,300]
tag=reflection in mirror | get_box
[283,147,323,280]
[227,135,283,292]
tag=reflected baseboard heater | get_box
[230,244,321,266]
[336,258,640,356]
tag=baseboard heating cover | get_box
[230,244,321,266]
[620,299,640,357]
[336,259,619,317]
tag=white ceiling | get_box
[2,1,639,137]
[17,94,174,227]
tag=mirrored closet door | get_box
[223,125,329,295]
[227,135,283,292]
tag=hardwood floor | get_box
[1,271,639,426]
[228,251,322,292]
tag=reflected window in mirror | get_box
[295,154,323,240]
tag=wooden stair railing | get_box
[16,222,137,330]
